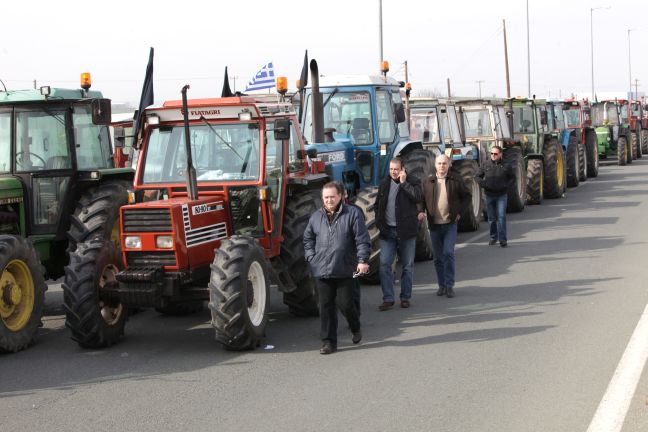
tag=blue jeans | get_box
[486,193,507,242]
[430,222,457,289]
[379,226,416,302]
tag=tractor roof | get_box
[146,96,294,122]
[311,75,402,88]
[0,88,103,103]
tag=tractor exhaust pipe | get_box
[181,85,199,201]
[310,59,324,144]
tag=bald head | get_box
[435,154,450,178]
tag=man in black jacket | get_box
[303,182,371,355]
[476,146,514,247]
[374,157,423,310]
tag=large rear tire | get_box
[403,149,435,261]
[503,148,525,212]
[617,136,628,166]
[63,240,128,348]
[526,159,543,205]
[566,137,579,188]
[543,138,566,199]
[351,187,383,282]
[633,132,642,159]
[585,130,599,177]
[641,130,648,154]
[209,236,270,351]
[280,190,321,316]
[0,235,46,353]
[452,159,481,232]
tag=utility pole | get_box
[503,19,511,98]
[635,79,640,99]
[526,0,531,97]
[378,0,383,72]
[476,80,485,98]
[447,78,451,99]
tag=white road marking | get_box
[587,303,648,432]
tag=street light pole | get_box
[590,6,610,100]
[378,0,383,71]
[526,0,531,98]
[628,29,634,99]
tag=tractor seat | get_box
[351,118,371,145]
[45,155,71,170]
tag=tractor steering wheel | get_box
[15,151,46,169]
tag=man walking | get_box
[375,158,423,310]
[303,182,371,355]
[476,145,514,247]
[422,154,470,298]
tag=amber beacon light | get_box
[80,72,92,91]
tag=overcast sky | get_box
[2,0,647,105]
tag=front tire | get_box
[351,187,383,282]
[585,130,599,177]
[452,159,481,232]
[617,136,628,166]
[543,138,566,199]
[566,137,579,188]
[0,235,46,353]
[641,130,648,154]
[209,236,270,351]
[526,159,544,205]
[503,148,525,212]
[63,240,128,348]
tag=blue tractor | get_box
[299,61,432,282]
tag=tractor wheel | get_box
[209,236,270,351]
[281,189,320,316]
[63,240,128,348]
[585,131,599,177]
[526,159,544,205]
[566,137,579,188]
[626,135,634,164]
[617,136,628,166]
[577,142,588,182]
[634,132,642,159]
[403,149,435,260]
[503,148,525,212]
[0,235,46,353]
[351,187,383,282]
[452,159,481,232]
[155,301,204,316]
[67,181,131,252]
[641,130,648,154]
[631,133,639,160]
[542,138,565,199]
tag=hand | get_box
[455,215,461,222]
[357,263,369,274]
[398,169,407,183]
[417,211,426,222]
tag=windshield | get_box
[410,108,440,143]
[619,104,629,121]
[631,103,641,116]
[552,106,565,130]
[512,106,535,133]
[74,105,113,169]
[15,108,71,172]
[591,105,606,125]
[495,107,511,139]
[606,104,619,123]
[564,107,580,128]
[141,122,260,184]
[303,91,373,145]
[463,109,493,138]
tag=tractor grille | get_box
[123,208,172,232]
[126,251,177,267]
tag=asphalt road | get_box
[2,158,648,432]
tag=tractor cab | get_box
[408,98,464,157]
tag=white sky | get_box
[2,0,647,104]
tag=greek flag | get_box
[245,62,276,92]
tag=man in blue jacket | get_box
[304,182,371,355]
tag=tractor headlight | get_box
[155,235,173,249]
[124,236,142,249]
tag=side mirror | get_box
[91,99,112,125]
[394,103,406,123]
[113,127,125,148]
[273,119,291,140]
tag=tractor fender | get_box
[393,139,422,160]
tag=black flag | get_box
[133,47,154,147]
[299,50,308,91]
[221,66,234,97]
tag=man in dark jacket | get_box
[303,182,371,355]
[422,154,471,298]
[374,157,423,310]
[476,145,514,247]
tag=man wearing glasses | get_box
[476,146,514,247]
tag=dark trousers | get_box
[317,277,360,347]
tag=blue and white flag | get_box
[245,62,276,92]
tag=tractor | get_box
[455,97,526,213]
[509,97,567,205]
[65,86,328,351]
[299,60,432,275]
[591,100,632,166]
[628,100,645,158]
[408,98,482,232]
[0,74,133,352]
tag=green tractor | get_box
[591,100,633,166]
[509,97,567,205]
[0,74,133,352]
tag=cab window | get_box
[0,112,10,172]
[15,109,71,172]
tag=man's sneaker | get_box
[378,301,395,311]
[489,239,497,246]
[500,241,508,248]
[320,342,337,355]
[352,331,362,344]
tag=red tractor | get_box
[64,86,328,350]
